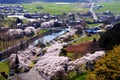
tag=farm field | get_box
[95,1,120,14]
[66,41,102,60]
[64,35,101,60]
[21,2,88,14]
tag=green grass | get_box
[88,23,102,28]
[69,71,87,80]
[21,2,87,14]
[0,62,9,80]
[72,34,80,39]
[72,35,100,45]
[0,17,16,27]
[0,17,29,27]
[37,29,49,35]
[95,1,120,14]
[67,52,84,60]
[1,2,88,14]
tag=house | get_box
[115,15,120,21]
[0,27,10,32]
[102,11,113,15]
[85,27,104,35]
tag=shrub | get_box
[60,48,67,56]
[51,71,68,80]
[89,45,120,80]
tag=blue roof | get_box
[86,29,97,33]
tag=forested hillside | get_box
[0,0,78,3]
[45,0,79,2]
[0,0,38,3]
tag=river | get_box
[29,28,70,47]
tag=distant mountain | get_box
[0,0,113,4]
[44,0,79,2]
[0,0,92,3]
[0,0,38,3]
[42,0,112,2]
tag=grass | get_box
[68,71,87,80]
[72,34,80,39]
[0,17,16,27]
[37,29,49,35]
[67,52,84,60]
[0,62,9,74]
[0,62,9,80]
[0,17,29,27]
[95,1,120,14]
[21,2,87,14]
[88,23,102,27]
[70,73,87,80]
[72,35,100,45]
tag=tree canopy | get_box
[99,22,120,50]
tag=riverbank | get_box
[0,30,50,61]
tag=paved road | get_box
[90,2,98,21]
[17,70,45,80]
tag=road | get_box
[10,70,45,80]
[90,2,98,21]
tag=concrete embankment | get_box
[0,31,51,61]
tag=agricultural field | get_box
[66,41,102,60]
[95,1,120,14]
[21,2,88,14]
[61,35,101,60]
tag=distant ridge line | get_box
[0,0,111,4]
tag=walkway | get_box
[10,70,45,80]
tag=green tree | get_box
[99,22,120,50]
